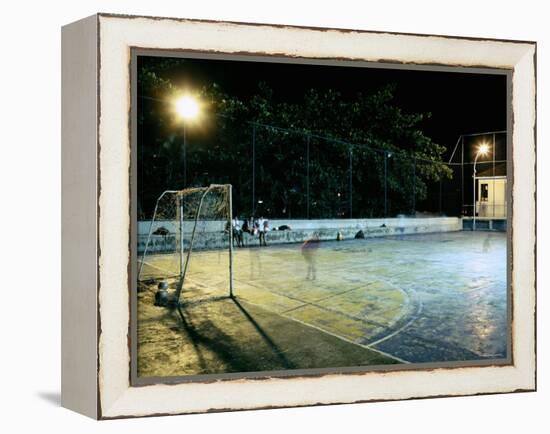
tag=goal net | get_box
[138,184,234,304]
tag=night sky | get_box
[141,55,508,159]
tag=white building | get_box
[475,164,507,218]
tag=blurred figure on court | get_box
[301,233,321,280]
[482,232,492,253]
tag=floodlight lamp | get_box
[175,95,200,120]
[478,143,490,156]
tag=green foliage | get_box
[137,61,452,219]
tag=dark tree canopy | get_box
[137,58,452,220]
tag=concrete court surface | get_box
[137,230,507,376]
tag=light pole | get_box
[174,95,200,188]
[174,95,201,278]
[472,142,490,231]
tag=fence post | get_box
[493,133,497,217]
[439,178,443,215]
[384,151,388,217]
[461,135,464,215]
[252,124,256,215]
[228,184,234,298]
[306,135,310,219]
[412,155,416,215]
[349,145,353,218]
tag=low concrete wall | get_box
[138,217,462,254]
[462,218,507,232]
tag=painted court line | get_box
[239,279,391,330]
[240,297,409,364]
[279,282,377,315]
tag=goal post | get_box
[138,184,234,303]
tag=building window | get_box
[481,183,489,201]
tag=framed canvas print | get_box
[61,13,536,419]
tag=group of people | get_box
[231,216,270,247]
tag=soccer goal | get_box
[138,184,234,303]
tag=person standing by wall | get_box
[257,216,267,246]
[232,215,244,247]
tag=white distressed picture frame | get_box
[61,13,536,419]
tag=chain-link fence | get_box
[138,115,507,221]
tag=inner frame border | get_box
[128,47,514,387]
